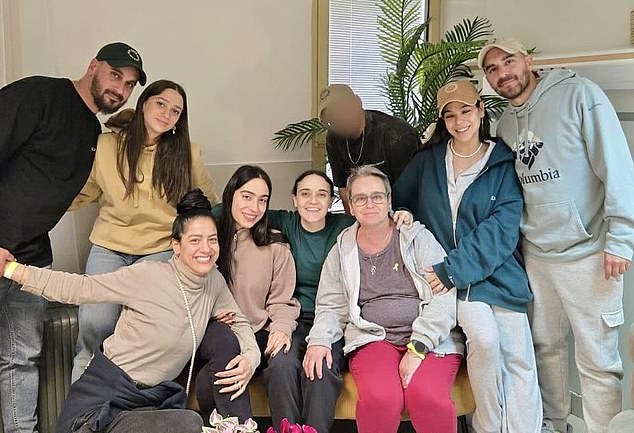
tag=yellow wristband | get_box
[406,342,427,360]
[3,261,19,280]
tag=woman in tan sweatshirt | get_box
[195,165,299,426]
[68,80,220,383]
[2,190,258,433]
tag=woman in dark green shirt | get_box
[267,170,411,433]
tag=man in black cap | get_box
[0,41,145,433]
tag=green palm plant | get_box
[272,0,504,150]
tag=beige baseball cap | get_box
[318,84,356,120]
[477,37,528,69]
[437,80,480,115]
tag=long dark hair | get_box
[291,170,334,197]
[423,100,493,150]
[116,79,192,205]
[217,165,286,285]
[171,189,216,242]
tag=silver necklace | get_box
[365,251,387,276]
[449,140,483,158]
[346,130,365,164]
[361,228,392,276]
[175,272,197,396]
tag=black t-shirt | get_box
[0,76,101,266]
[325,110,420,187]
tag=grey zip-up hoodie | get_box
[306,221,464,356]
[496,69,634,262]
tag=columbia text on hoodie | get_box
[495,69,634,262]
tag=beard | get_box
[494,68,532,101]
[90,77,125,114]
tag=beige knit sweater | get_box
[229,229,299,337]
[22,256,259,386]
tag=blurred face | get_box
[143,88,184,141]
[89,60,139,114]
[322,96,365,138]
[348,175,391,227]
[172,217,219,277]
[442,101,484,145]
[292,174,333,227]
[231,178,269,230]
[482,48,536,106]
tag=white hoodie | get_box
[496,69,634,262]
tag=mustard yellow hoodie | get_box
[70,132,220,254]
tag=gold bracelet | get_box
[3,261,19,280]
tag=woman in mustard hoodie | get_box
[69,80,220,383]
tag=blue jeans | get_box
[71,245,172,383]
[0,272,49,433]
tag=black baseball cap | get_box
[96,42,147,86]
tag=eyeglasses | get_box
[350,192,390,207]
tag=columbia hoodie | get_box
[495,69,634,262]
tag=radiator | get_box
[0,304,79,433]
[37,304,79,433]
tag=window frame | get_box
[311,0,440,168]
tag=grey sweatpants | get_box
[458,300,542,433]
[526,252,624,433]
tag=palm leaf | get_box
[377,0,423,65]
[384,21,430,125]
[271,5,507,151]
[482,94,508,120]
[272,118,326,151]
[443,16,492,43]
[396,17,493,132]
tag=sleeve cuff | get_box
[410,333,435,351]
[433,262,455,289]
[307,337,332,348]
[605,236,634,262]
[269,321,295,337]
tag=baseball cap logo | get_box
[444,82,459,94]
[127,49,140,62]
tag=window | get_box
[328,0,427,113]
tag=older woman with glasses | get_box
[304,165,465,433]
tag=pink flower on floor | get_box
[266,418,317,433]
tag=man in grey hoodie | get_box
[479,37,634,433]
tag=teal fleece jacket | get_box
[393,140,532,313]
[496,69,634,262]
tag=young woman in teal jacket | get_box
[392,80,542,433]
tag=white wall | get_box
[2,0,313,272]
[607,89,634,410]
[441,0,633,55]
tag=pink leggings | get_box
[349,341,462,433]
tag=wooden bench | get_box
[189,362,475,419]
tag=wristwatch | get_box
[406,340,429,359]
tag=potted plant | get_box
[272,0,505,151]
